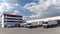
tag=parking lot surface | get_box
[0,27,60,34]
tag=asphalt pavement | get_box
[0,27,60,34]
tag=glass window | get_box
[4,18,22,20]
[43,22,48,24]
[27,23,31,25]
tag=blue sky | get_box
[0,0,38,20]
[0,0,60,20]
[18,0,34,6]
[18,0,39,6]
[0,0,34,16]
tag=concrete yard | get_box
[0,27,60,34]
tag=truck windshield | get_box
[43,22,48,24]
[27,23,31,25]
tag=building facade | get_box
[0,14,22,28]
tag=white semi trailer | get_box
[43,20,58,28]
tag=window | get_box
[4,18,22,20]
[27,23,31,25]
[43,22,48,24]
[4,21,19,22]
[7,15,22,17]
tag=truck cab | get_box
[43,22,48,28]
[24,22,39,28]
[24,23,32,28]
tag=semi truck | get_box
[43,20,58,28]
[24,21,43,28]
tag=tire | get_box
[7,27,10,28]
[43,26,48,28]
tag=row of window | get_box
[4,16,22,18]
[4,21,22,23]
[4,18,22,20]
[4,14,22,17]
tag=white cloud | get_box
[3,0,17,3]
[30,15,36,18]
[23,16,30,20]
[1,0,60,20]
[13,10,20,15]
[24,0,60,19]
[0,0,21,15]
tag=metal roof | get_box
[26,16,60,23]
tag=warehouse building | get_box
[0,14,22,28]
[26,16,60,28]
[27,16,60,23]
